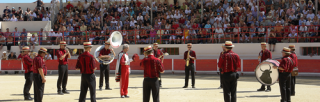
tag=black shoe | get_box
[99,87,102,91]
[105,87,112,90]
[57,91,64,95]
[182,86,188,88]
[62,90,70,94]
[124,95,130,98]
[257,88,265,91]
[265,89,271,92]
[218,86,223,89]
[291,94,295,96]
[160,85,162,88]
[192,86,195,88]
[121,95,125,98]
[24,97,33,100]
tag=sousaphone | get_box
[94,31,123,65]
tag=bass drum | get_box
[255,60,280,86]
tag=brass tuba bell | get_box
[94,31,123,65]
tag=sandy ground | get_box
[0,73,319,102]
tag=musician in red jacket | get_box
[22,47,33,100]
[220,41,241,102]
[141,45,165,102]
[33,47,48,102]
[183,43,196,88]
[56,41,71,95]
[153,43,164,87]
[218,44,226,89]
[273,47,294,102]
[257,42,272,92]
[98,41,115,90]
[289,45,298,96]
[76,42,97,102]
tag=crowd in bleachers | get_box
[1,0,320,50]
[1,0,51,22]
[49,0,320,45]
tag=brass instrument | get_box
[94,31,123,65]
[158,53,169,59]
[186,50,190,66]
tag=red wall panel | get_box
[243,59,259,72]
[1,60,22,70]
[196,59,217,71]
[297,59,320,72]
[174,59,186,70]
[163,59,173,70]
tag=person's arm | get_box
[189,51,196,60]
[91,55,97,70]
[38,68,46,83]
[59,50,70,60]
[157,60,165,73]
[75,56,81,70]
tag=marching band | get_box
[15,38,299,102]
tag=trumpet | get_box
[186,50,190,67]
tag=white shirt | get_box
[45,54,52,60]
[111,21,118,25]
[130,20,137,27]
[185,9,191,14]
[42,17,49,21]
[226,7,233,14]
[137,15,143,20]
[118,8,123,13]
[173,14,180,19]
[83,3,90,9]
[31,13,37,18]
[10,18,17,22]
[215,16,222,21]
[306,13,315,20]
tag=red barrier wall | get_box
[242,59,260,72]
[1,59,320,73]
[196,59,217,71]
[173,59,186,71]
[1,60,22,70]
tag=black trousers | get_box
[143,78,160,102]
[34,74,45,102]
[222,72,237,102]
[24,72,33,98]
[79,74,96,102]
[279,72,291,102]
[57,65,68,92]
[184,64,195,86]
[219,69,223,87]
[99,64,110,88]
[260,85,271,90]
[291,75,295,95]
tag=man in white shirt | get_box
[306,11,315,20]
[30,12,37,18]
[226,5,233,14]
[10,15,18,22]
[185,7,191,15]
[215,14,222,21]
[173,12,180,19]
[118,6,123,13]
[111,19,118,25]
[215,28,224,43]
[42,15,50,21]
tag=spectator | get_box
[20,28,27,49]
[0,34,5,50]
[10,15,17,22]
[2,51,7,60]
[34,0,44,10]
[66,1,74,10]
[44,50,53,60]
[42,15,49,21]
[3,6,11,14]
[13,27,20,45]
[29,34,37,51]
[8,52,17,60]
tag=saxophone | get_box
[186,50,190,67]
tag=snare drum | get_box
[255,60,280,86]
